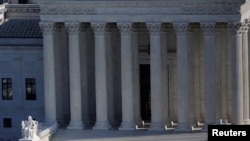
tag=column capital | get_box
[173,23,189,36]
[91,22,107,35]
[117,22,133,36]
[39,22,55,35]
[228,23,243,36]
[146,23,162,34]
[65,22,80,34]
[200,23,216,36]
[241,22,249,33]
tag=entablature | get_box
[38,0,247,24]
[38,0,243,16]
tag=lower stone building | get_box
[1,0,250,140]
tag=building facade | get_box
[0,0,43,140]
[1,0,250,140]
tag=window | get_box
[3,118,12,128]
[2,78,12,100]
[25,78,36,100]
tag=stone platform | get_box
[51,129,207,141]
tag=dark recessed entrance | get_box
[140,64,151,121]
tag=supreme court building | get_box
[1,0,250,139]
[38,0,250,131]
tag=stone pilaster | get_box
[201,23,217,128]
[174,23,191,131]
[65,22,84,129]
[118,22,136,130]
[39,22,57,124]
[91,22,110,130]
[228,23,244,125]
[147,23,166,130]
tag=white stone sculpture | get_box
[21,115,40,140]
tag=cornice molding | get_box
[38,1,243,16]
[5,4,40,13]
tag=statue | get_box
[21,115,40,140]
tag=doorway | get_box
[139,64,151,121]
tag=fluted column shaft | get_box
[118,23,136,130]
[147,23,165,130]
[229,23,244,124]
[65,22,84,129]
[174,23,191,130]
[242,23,250,124]
[201,23,217,126]
[39,22,57,123]
[92,22,109,130]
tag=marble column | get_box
[201,23,217,127]
[106,25,115,126]
[242,22,250,124]
[91,22,110,130]
[226,30,232,122]
[229,23,244,125]
[79,24,90,125]
[192,27,202,123]
[65,22,84,129]
[39,22,57,123]
[132,29,141,126]
[53,23,69,126]
[147,23,166,130]
[216,26,227,120]
[174,23,191,130]
[161,25,169,125]
[118,23,136,130]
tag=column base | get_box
[67,121,84,129]
[134,117,143,127]
[93,121,109,130]
[244,119,250,124]
[148,122,166,131]
[119,121,136,130]
[175,123,192,132]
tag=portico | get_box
[38,0,250,131]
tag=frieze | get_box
[38,0,244,7]
[38,1,243,16]
[5,5,40,13]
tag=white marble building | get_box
[1,0,250,140]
